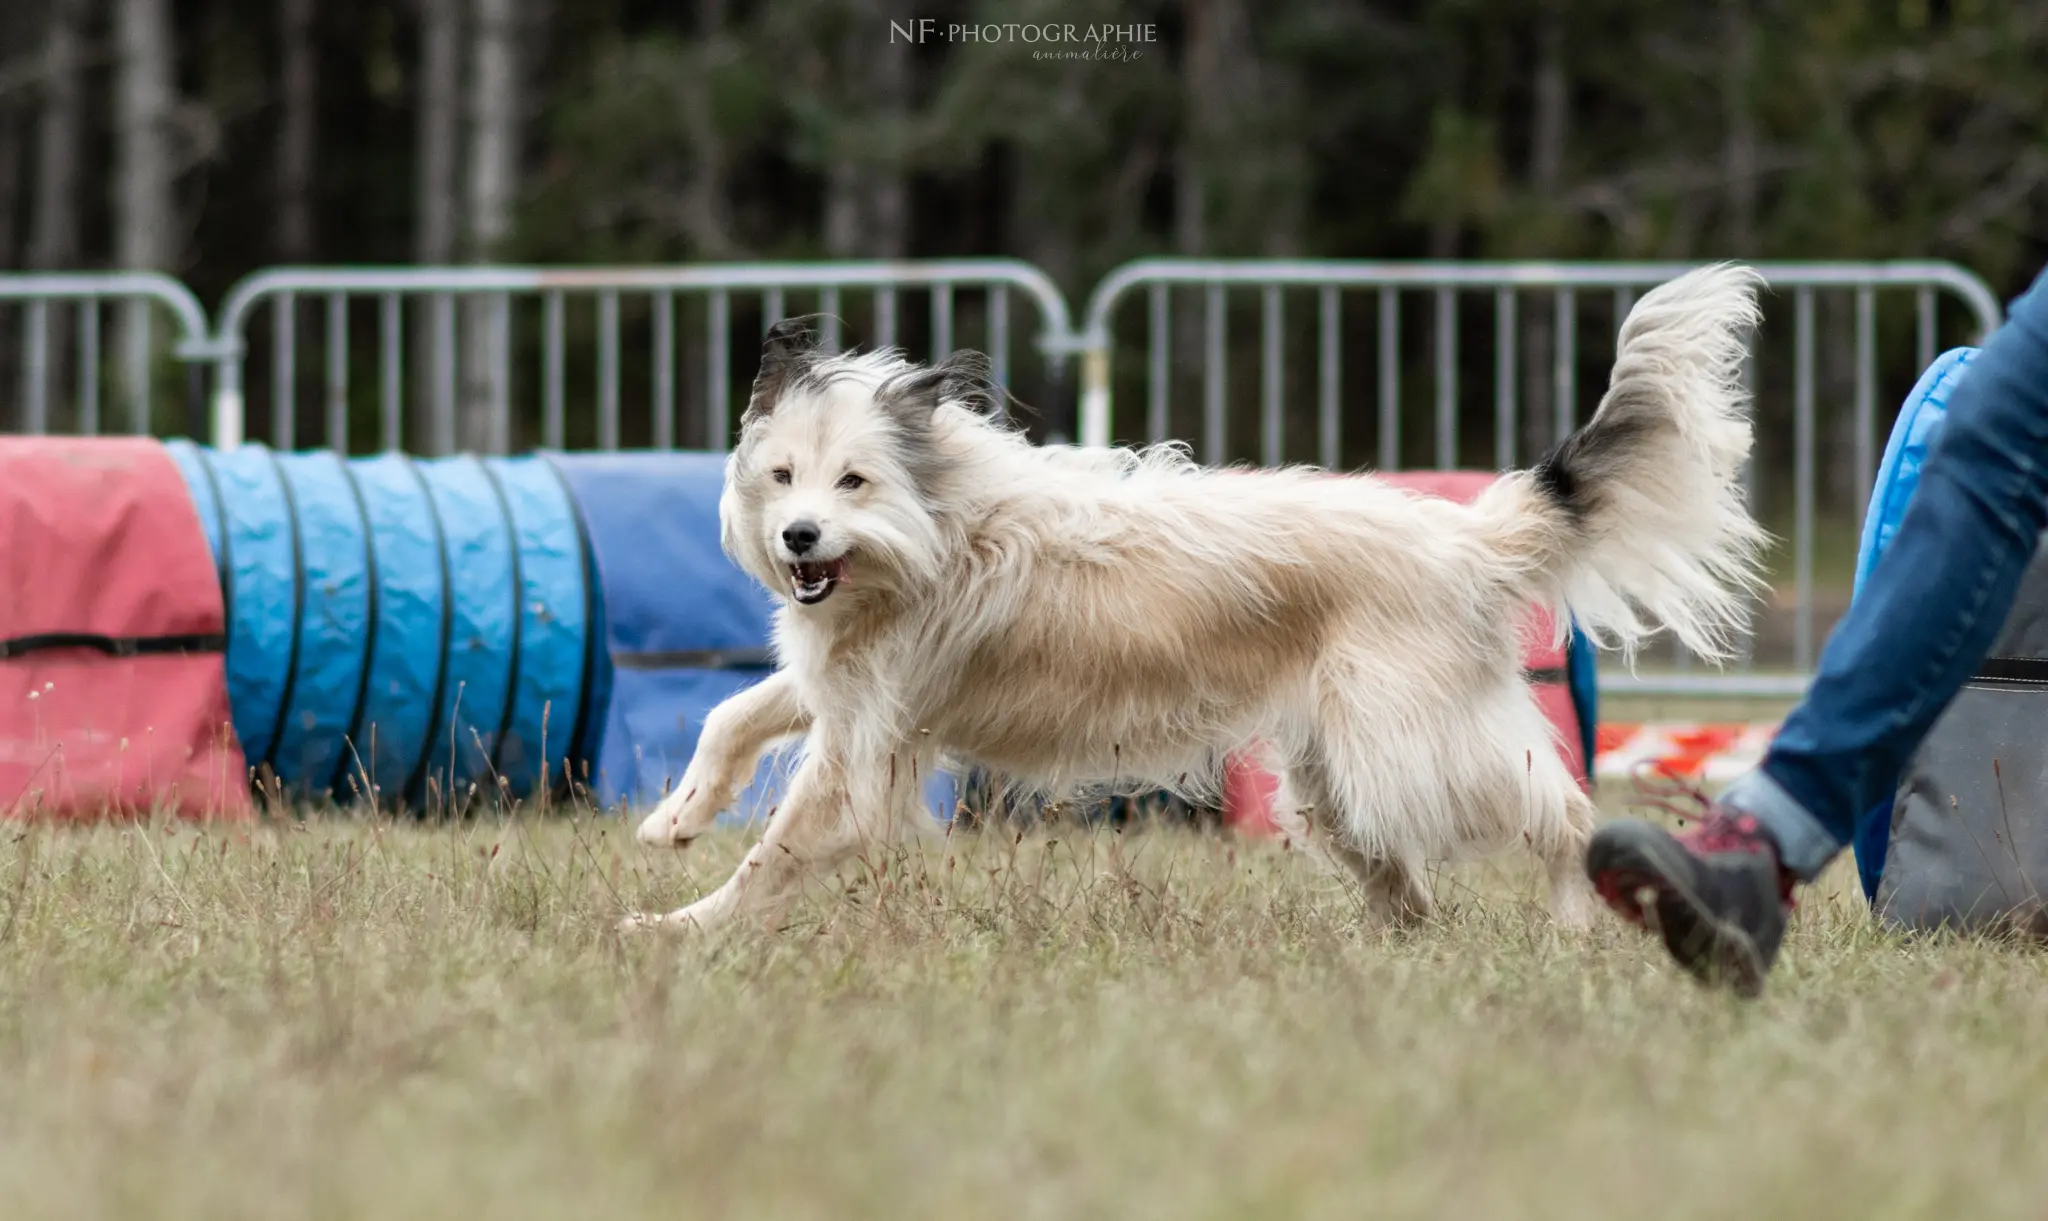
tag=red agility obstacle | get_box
[0,438,251,821]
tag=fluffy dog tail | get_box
[1475,262,1770,663]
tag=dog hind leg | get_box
[1291,743,1438,928]
[1472,683,1601,930]
[1536,771,1600,932]
[1456,686,1603,931]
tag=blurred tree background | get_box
[0,0,2044,513]
[2,0,2041,303]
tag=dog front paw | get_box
[634,809,699,849]
[635,778,720,848]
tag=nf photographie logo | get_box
[889,19,1156,60]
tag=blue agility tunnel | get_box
[167,441,595,805]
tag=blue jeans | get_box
[1725,264,2048,881]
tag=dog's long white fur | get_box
[624,263,1768,934]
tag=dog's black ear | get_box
[882,349,1000,428]
[746,316,827,421]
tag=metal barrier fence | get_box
[1,273,214,438]
[1075,261,2005,696]
[0,257,2014,696]
[207,261,1075,453]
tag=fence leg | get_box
[1079,345,1110,448]
[185,363,206,441]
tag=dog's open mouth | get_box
[788,558,846,605]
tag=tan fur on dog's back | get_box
[916,453,1508,784]
[627,264,1769,934]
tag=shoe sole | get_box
[1585,826,1768,999]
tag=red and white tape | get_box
[1221,722,1783,834]
[1592,721,1779,785]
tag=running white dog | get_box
[623,264,1767,934]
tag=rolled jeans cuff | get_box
[1719,770,1842,882]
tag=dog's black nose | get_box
[782,521,820,555]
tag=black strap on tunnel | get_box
[1522,666,1570,686]
[260,447,308,776]
[327,458,385,797]
[610,648,776,671]
[400,456,458,803]
[0,632,226,659]
[478,461,526,780]
[192,445,235,629]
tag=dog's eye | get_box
[771,467,792,485]
[837,473,866,491]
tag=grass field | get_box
[2,800,2046,1221]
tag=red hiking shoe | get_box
[1585,807,1796,998]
